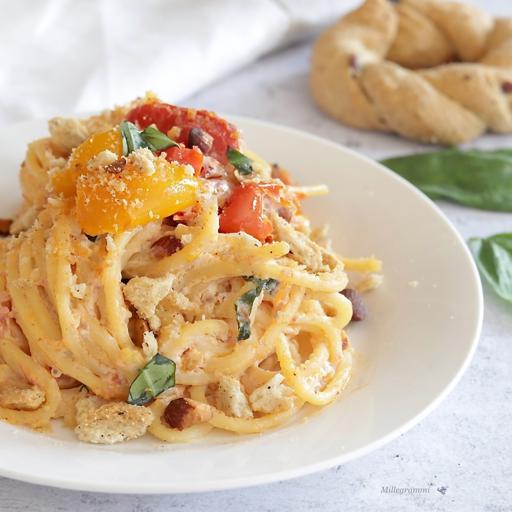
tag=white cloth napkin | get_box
[0,0,357,125]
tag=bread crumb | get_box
[214,376,253,419]
[87,150,118,171]
[130,148,156,175]
[123,275,174,330]
[142,331,158,360]
[74,396,153,444]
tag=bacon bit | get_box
[128,310,149,347]
[342,333,349,351]
[164,397,212,430]
[501,81,512,94]
[151,235,182,258]
[104,157,127,174]
[0,219,12,236]
[341,288,366,321]
[188,127,214,154]
[162,215,179,227]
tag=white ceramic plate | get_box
[0,116,482,494]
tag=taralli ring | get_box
[310,0,512,145]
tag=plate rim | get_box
[0,114,484,494]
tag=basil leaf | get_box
[120,121,180,156]
[120,121,147,156]
[227,148,253,175]
[127,353,176,406]
[381,148,512,212]
[235,277,279,340]
[140,126,179,152]
[469,233,512,302]
[244,276,279,294]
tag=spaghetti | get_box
[0,96,382,443]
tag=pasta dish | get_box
[0,95,382,444]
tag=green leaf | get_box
[227,148,253,175]
[127,353,176,406]
[120,121,179,156]
[469,233,512,303]
[244,276,279,293]
[140,126,179,152]
[235,277,279,340]
[381,148,512,212]
[120,121,147,156]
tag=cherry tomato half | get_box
[127,103,239,164]
[219,183,273,242]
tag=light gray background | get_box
[1,1,512,510]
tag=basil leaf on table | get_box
[235,277,279,340]
[381,148,512,212]
[127,353,176,406]
[227,148,253,175]
[469,233,512,303]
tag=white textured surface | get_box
[2,1,512,509]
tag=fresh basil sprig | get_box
[140,125,179,152]
[127,353,176,406]
[381,148,512,212]
[235,277,279,340]
[227,148,253,175]
[120,121,179,156]
[120,121,146,156]
[469,233,512,303]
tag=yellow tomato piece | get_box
[52,128,123,197]
[76,158,199,235]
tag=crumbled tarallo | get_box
[142,331,158,360]
[130,148,156,175]
[87,150,119,171]
[74,396,153,444]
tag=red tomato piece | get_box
[219,184,273,242]
[163,147,203,174]
[127,103,239,164]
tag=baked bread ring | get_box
[310,0,512,145]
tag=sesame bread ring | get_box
[310,0,512,145]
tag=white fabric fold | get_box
[0,0,356,125]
